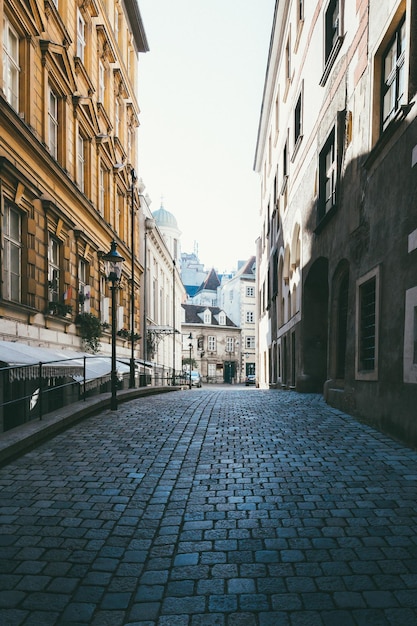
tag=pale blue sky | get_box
[137,1,275,272]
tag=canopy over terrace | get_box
[0,341,130,386]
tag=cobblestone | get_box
[1,388,417,624]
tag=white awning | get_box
[0,341,129,383]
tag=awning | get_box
[0,341,129,384]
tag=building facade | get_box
[255,0,417,445]
[0,1,151,428]
[144,202,186,383]
[181,304,241,384]
[218,256,257,382]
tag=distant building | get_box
[152,203,182,266]
[192,268,221,307]
[182,304,241,384]
[181,251,207,300]
[219,256,256,381]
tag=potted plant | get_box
[75,312,103,353]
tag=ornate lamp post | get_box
[103,240,125,410]
[129,168,137,388]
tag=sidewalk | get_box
[0,385,182,467]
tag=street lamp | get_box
[103,240,125,410]
[129,168,137,388]
[188,332,193,389]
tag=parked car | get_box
[190,371,202,387]
[245,374,256,386]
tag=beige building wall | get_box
[0,0,148,358]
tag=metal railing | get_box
[0,356,183,433]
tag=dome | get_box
[152,205,178,230]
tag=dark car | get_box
[245,374,256,386]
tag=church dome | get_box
[152,205,178,230]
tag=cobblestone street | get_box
[1,388,417,626]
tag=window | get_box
[208,336,216,352]
[77,10,86,61]
[245,336,255,349]
[203,309,211,324]
[325,0,340,63]
[218,311,226,325]
[356,268,380,381]
[3,203,22,302]
[414,306,417,365]
[359,277,376,371]
[48,237,61,303]
[246,286,255,297]
[98,60,105,104]
[3,16,20,110]
[381,16,406,131]
[318,128,336,222]
[78,259,90,313]
[320,0,343,85]
[226,337,234,353]
[77,132,85,192]
[298,0,304,22]
[48,86,58,159]
[294,90,303,148]
[246,311,255,323]
[115,98,120,138]
[403,286,417,383]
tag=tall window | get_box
[226,337,234,353]
[318,128,336,222]
[294,91,303,146]
[3,203,22,302]
[325,0,340,63]
[298,0,304,22]
[77,10,86,61]
[98,60,105,104]
[381,16,406,131]
[115,98,120,137]
[359,277,376,372]
[77,132,85,192]
[99,166,106,216]
[48,237,61,303]
[208,336,216,352]
[246,286,255,297]
[48,87,58,159]
[3,16,19,110]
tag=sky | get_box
[137,1,275,273]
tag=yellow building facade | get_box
[0,1,148,353]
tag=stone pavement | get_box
[0,388,417,626]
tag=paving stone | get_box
[1,389,417,624]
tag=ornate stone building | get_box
[255,0,417,445]
[0,0,147,352]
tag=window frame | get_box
[3,15,20,111]
[381,15,406,132]
[355,267,380,381]
[3,202,22,303]
[318,127,336,224]
[48,235,61,304]
[320,0,344,86]
[76,9,86,62]
[48,85,59,159]
[208,335,216,352]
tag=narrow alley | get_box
[1,389,417,626]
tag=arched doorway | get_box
[302,258,329,392]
